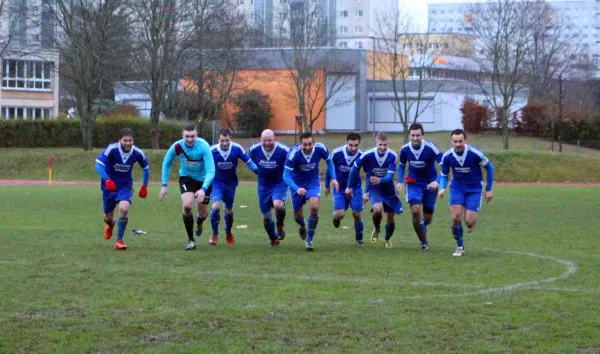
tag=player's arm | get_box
[481,157,494,202]
[438,158,450,198]
[200,140,215,191]
[377,160,396,184]
[95,149,116,191]
[283,167,300,192]
[241,151,259,175]
[137,152,150,198]
[324,154,333,189]
[396,151,406,189]
[161,143,177,187]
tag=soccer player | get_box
[283,132,339,251]
[95,128,150,250]
[209,129,258,246]
[349,132,402,248]
[397,123,443,252]
[438,129,494,257]
[159,123,216,251]
[326,133,365,246]
[248,129,290,247]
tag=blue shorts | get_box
[369,190,403,214]
[405,183,438,211]
[258,181,289,214]
[210,180,237,209]
[291,184,321,212]
[102,186,133,214]
[333,187,363,212]
[449,184,482,212]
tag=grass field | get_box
[1,184,599,353]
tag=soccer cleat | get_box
[277,226,286,240]
[195,222,203,237]
[114,240,127,250]
[356,239,365,247]
[269,239,280,248]
[209,235,218,246]
[104,223,114,240]
[421,243,430,252]
[453,247,465,257]
[333,218,340,228]
[384,240,393,249]
[370,229,380,244]
[299,226,307,240]
[226,232,235,245]
[305,241,314,251]
[185,241,196,251]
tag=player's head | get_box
[119,128,134,152]
[182,123,198,147]
[450,129,467,153]
[299,132,314,154]
[409,123,424,148]
[218,128,232,151]
[375,132,389,155]
[346,132,361,155]
[260,129,276,152]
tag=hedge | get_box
[0,115,208,149]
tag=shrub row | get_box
[0,115,208,149]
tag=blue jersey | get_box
[210,143,251,186]
[96,143,149,189]
[354,148,398,196]
[440,145,490,192]
[161,138,215,188]
[330,145,362,190]
[399,140,442,184]
[284,142,330,186]
[248,142,290,187]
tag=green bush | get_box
[231,89,273,138]
[0,115,209,149]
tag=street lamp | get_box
[369,36,377,147]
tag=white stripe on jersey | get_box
[95,159,105,166]
[133,146,146,159]
[276,142,290,152]
[249,143,260,152]
[103,143,119,156]
[423,140,441,154]
[231,142,245,153]
[288,145,302,160]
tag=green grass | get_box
[1,185,599,352]
[2,146,600,183]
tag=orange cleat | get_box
[209,234,218,246]
[115,240,128,250]
[226,232,235,245]
[104,223,114,240]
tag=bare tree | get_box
[275,0,355,132]
[128,0,197,149]
[374,4,444,144]
[46,0,131,150]
[469,0,539,150]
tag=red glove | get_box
[139,185,148,198]
[105,179,117,192]
[405,177,417,184]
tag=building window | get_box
[355,41,363,49]
[339,41,348,48]
[341,10,348,17]
[238,0,243,4]
[444,42,449,49]
[279,12,286,19]
[3,106,51,120]
[430,43,438,49]
[2,60,53,91]
[356,9,363,17]
[340,26,348,33]
[355,26,363,33]
[403,43,412,50]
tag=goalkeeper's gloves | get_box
[139,185,148,198]
[105,179,117,192]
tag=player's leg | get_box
[223,186,236,245]
[113,187,133,250]
[332,190,348,229]
[464,192,483,233]
[272,182,288,239]
[196,182,211,237]
[181,192,197,250]
[383,194,403,248]
[421,187,438,250]
[305,196,320,251]
[407,184,428,249]
[350,187,365,246]
[258,186,279,245]
[210,200,221,245]
[369,191,384,244]
[102,191,117,240]
[448,185,466,256]
[291,192,307,240]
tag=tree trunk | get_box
[150,108,160,150]
[501,109,509,150]
[402,122,409,144]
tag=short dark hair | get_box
[346,132,361,142]
[119,128,134,139]
[376,132,389,141]
[299,132,313,141]
[183,123,197,132]
[451,129,467,139]
[409,123,424,135]
[218,128,232,137]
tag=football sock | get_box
[210,209,220,235]
[224,212,233,233]
[263,213,277,241]
[116,217,128,241]
[275,207,286,228]
[373,213,382,232]
[413,219,427,244]
[183,213,195,242]
[294,215,306,228]
[355,219,364,241]
[385,222,395,241]
[104,218,115,227]
[307,213,319,243]
[452,223,464,248]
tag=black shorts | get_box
[178,176,212,204]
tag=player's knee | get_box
[423,207,435,216]
[351,211,362,221]
[212,203,221,212]
[386,214,395,224]
[334,210,345,219]
[465,219,477,228]
[224,208,232,215]
[372,204,383,215]
[273,200,285,209]
[263,213,272,223]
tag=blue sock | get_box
[264,220,277,240]
[224,212,233,233]
[420,219,428,244]
[354,219,364,241]
[452,223,464,248]
[385,222,395,241]
[210,209,220,235]
[116,217,128,241]
[307,214,319,242]
[294,215,306,228]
